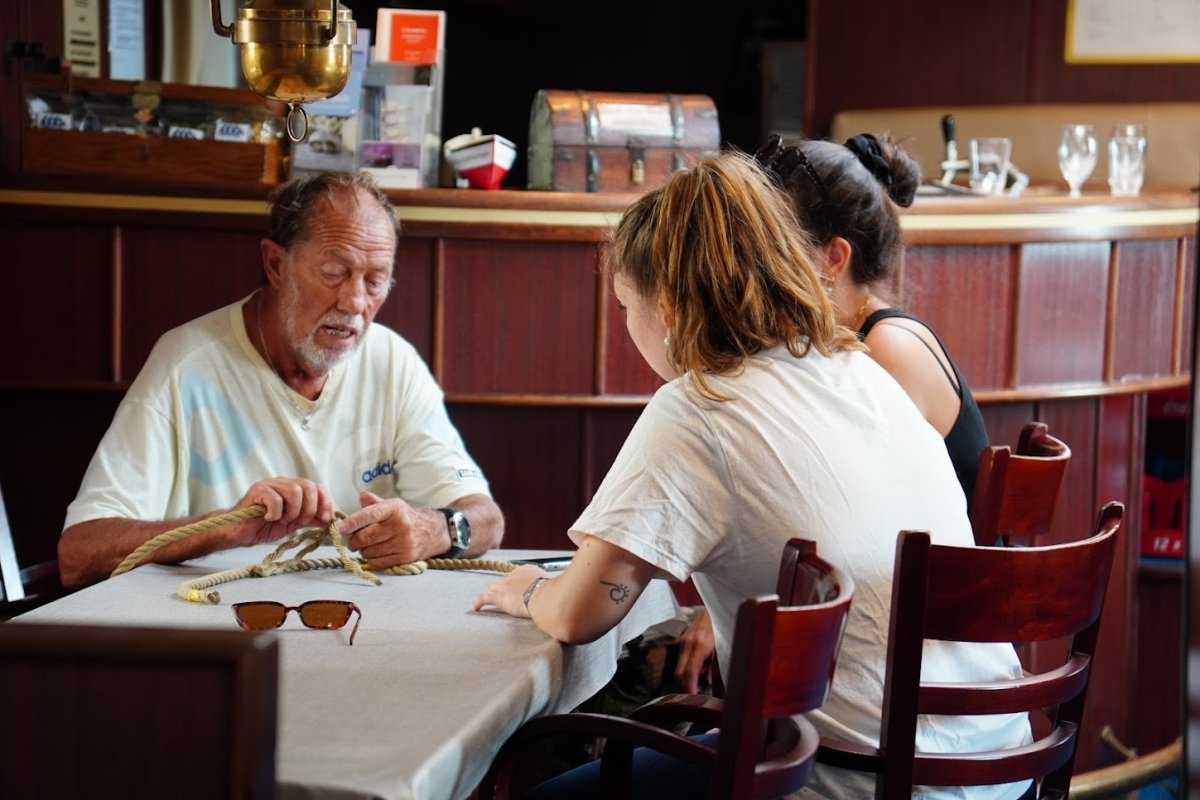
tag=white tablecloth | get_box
[16,546,680,800]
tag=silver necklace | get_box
[256,292,319,431]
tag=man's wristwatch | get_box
[437,507,471,558]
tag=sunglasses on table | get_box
[232,600,362,645]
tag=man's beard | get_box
[278,274,366,374]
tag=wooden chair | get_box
[817,501,1123,800]
[970,421,1072,546]
[0,623,279,799]
[478,538,854,799]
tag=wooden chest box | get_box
[528,90,720,193]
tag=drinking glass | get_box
[1108,124,1147,197]
[968,137,1012,196]
[1057,124,1098,198]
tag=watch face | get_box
[447,509,471,548]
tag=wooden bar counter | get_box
[1,182,1195,773]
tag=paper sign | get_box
[62,0,101,77]
[375,8,445,65]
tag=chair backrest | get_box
[713,539,854,799]
[970,420,1072,546]
[0,624,279,799]
[870,501,1122,799]
[0,481,64,617]
[0,484,22,603]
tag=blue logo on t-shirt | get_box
[361,460,395,485]
[181,370,260,486]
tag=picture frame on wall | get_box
[1066,0,1200,64]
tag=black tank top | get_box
[859,308,988,511]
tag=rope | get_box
[108,504,519,604]
[111,505,268,577]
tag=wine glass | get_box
[1057,124,1098,198]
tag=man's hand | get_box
[675,606,716,694]
[338,491,444,568]
[230,477,336,546]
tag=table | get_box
[15,545,680,800]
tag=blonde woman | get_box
[474,152,1030,800]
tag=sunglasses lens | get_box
[299,601,352,629]
[234,602,287,630]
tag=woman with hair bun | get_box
[474,151,1030,800]
[756,132,989,505]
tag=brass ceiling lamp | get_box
[210,0,356,142]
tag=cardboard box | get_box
[1142,474,1186,558]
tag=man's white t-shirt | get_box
[570,345,1032,800]
[64,295,491,528]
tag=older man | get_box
[59,172,503,587]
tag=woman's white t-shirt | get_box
[570,345,1031,800]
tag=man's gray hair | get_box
[266,171,399,252]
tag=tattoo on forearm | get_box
[599,580,630,605]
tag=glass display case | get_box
[21,74,289,190]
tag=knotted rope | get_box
[109,504,517,604]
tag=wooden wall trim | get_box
[0,189,269,216]
[2,189,1195,245]
[593,248,609,395]
[1008,243,1023,389]
[431,238,446,382]
[1105,242,1120,382]
[442,376,1190,409]
[1174,239,1188,375]
[900,205,1199,245]
[111,226,123,384]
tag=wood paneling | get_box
[0,2,64,175]
[600,269,666,396]
[901,244,1015,391]
[0,388,121,570]
[1182,237,1197,372]
[120,227,264,381]
[806,0,1032,138]
[1033,398,1102,549]
[1027,1,1200,102]
[439,240,598,395]
[978,403,1038,452]
[0,220,112,382]
[448,404,585,551]
[806,0,1200,138]
[1083,393,1140,769]
[1015,242,1110,386]
[583,408,644,499]
[1134,566,1185,751]
[376,237,435,365]
[1111,240,1177,381]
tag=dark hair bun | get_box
[875,132,921,208]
